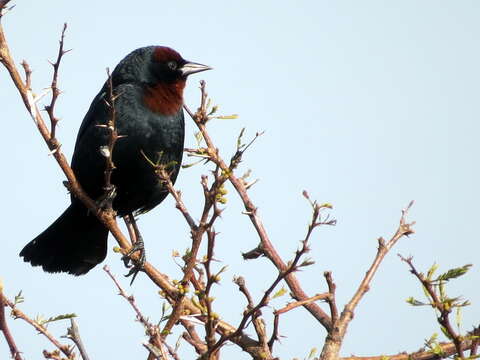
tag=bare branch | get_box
[44,23,69,142]
[98,67,120,210]
[324,271,338,323]
[2,293,73,357]
[65,319,90,360]
[0,287,23,360]
[320,201,415,360]
[274,293,330,316]
[181,320,207,355]
[103,265,153,329]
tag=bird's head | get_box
[150,46,211,83]
[111,46,211,87]
[111,46,211,115]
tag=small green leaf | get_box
[427,263,439,281]
[182,158,205,169]
[432,343,444,355]
[406,297,426,306]
[436,264,472,282]
[194,131,204,145]
[426,332,438,344]
[272,287,287,300]
[300,258,315,267]
[438,281,446,302]
[214,114,239,120]
[236,127,246,149]
[456,306,462,330]
[208,104,218,115]
[319,203,333,209]
[37,313,77,326]
[14,291,24,305]
[422,285,432,302]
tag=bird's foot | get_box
[122,237,146,284]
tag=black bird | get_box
[20,46,211,275]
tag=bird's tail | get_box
[20,202,109,275]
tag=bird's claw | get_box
[122,239,146,285]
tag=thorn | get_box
[25,89,39,123]
[34,88,52,103]
[244,178,260,190]
[47,145,61,155]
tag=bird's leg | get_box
[122,213,146,284]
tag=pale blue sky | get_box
[1,1,479,359]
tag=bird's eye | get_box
[167,61,177,70]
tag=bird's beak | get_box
[180,62,212,76]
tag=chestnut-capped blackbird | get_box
[20,46,211,275]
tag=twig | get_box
[202,229,219,352]
[274,293,330,316]
[324,271,338,323]
[149,159,198,231]
[103,265,152,328]
[181,319,208,355]
[3,294,73,357]
[99,67,120,209]
[267,313,280,351]
[398,256,466,359]
[65,318,90,360]
[161,296,186,340]
[165,342,182,360]
[234,276,269,350]
[104,266,171,359]
[44,23,69,142]
[268,292,330,351]
[0,287,23,360]
[320,201,415,360]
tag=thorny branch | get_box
[2,291,74,358]
[0,286,23,360]
[324,271,338,323]
[103,265,170,360]
[398,256,474,359]
[184,81,334,332]
[320,201,416,360]
[98,68,120,210]
[44,22,69,143]
[65,319,90,360]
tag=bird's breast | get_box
[143,80,186,116]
